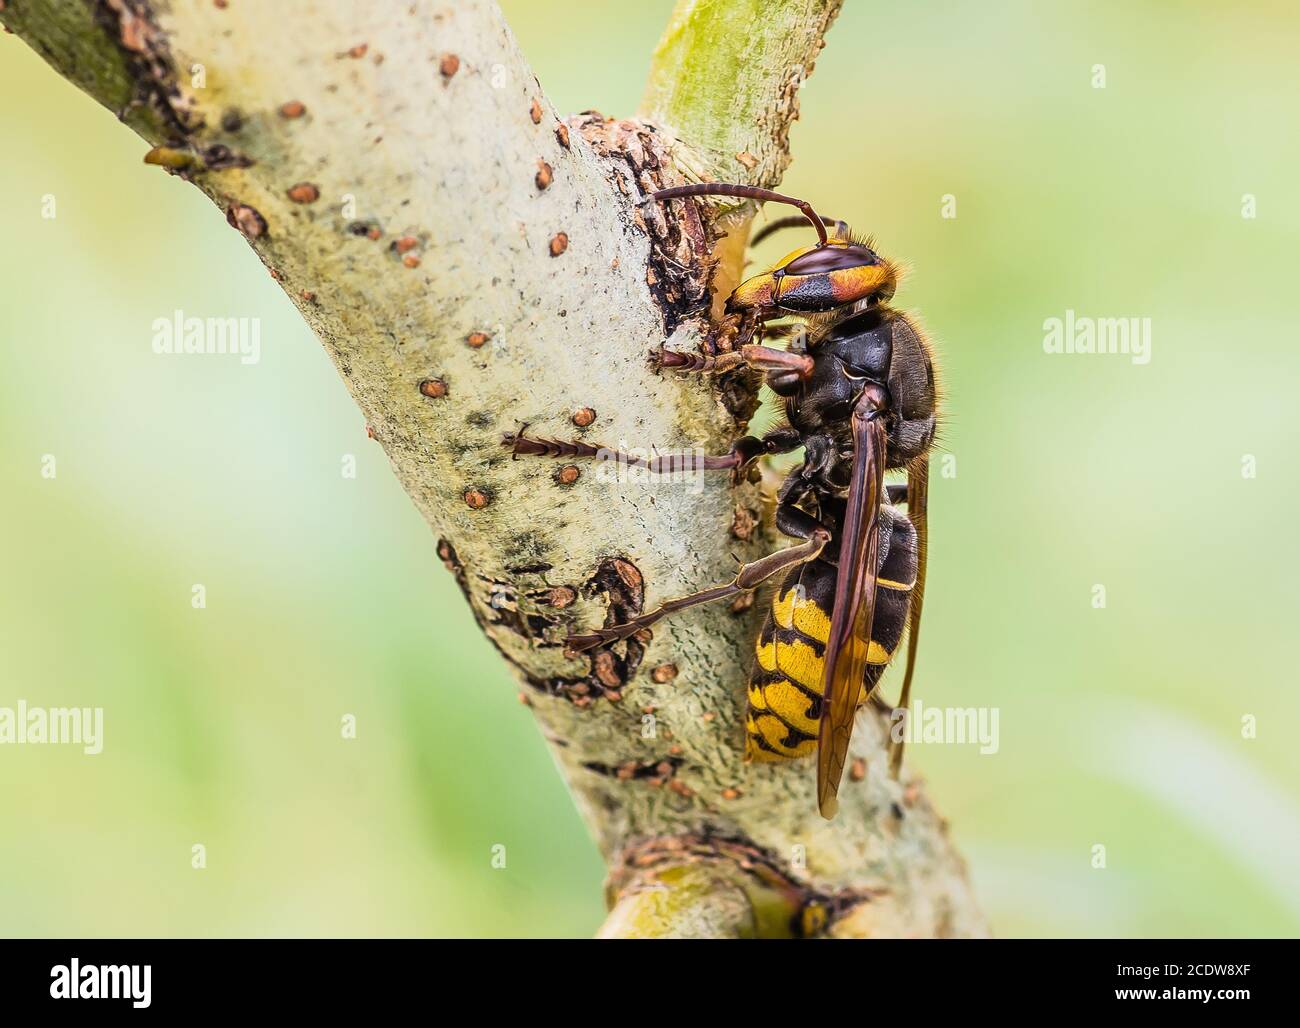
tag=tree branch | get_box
[2,0,986,938]
[641,0,843,186]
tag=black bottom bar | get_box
[0,938,1289,1014]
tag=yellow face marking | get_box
[729,272,776,310]
[876,576,915,592]
[829,264,894,304]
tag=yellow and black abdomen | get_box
[745,506,917,762]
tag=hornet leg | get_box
[567,503,830,652]
[653,343,814,382]
[503,425,800,481]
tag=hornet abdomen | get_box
[745,506,917,762]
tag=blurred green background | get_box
[2,1,1297,937]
